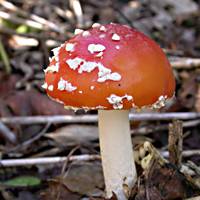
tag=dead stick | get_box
[0,121,17,144]
[170,57,200,69]
[70,0,84,27]
[132,119,200,135]
[0,11,43,30]
[0,26,65,41]
[168,120,183,168]
[0,0,64,33]
[162,149,200,158]
[0,154,101,167]
[1,150,200,167]
[1,112,200,125]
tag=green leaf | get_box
[2,176,41,187]
[16,25,29,34]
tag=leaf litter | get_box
[0,0,200,199]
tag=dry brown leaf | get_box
[0,72,21,97]
[1,90,73,116]
[63,162,104,197]
[41,179,80,200]
[46,125,98,146]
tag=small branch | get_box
[70,0,84,27]
[0,11,43,30]
[0,154,101,167]
[1,112,200,125]
[163,48,184,56]
[161,150,200,158]
[168,120,183,168]
[132,119,200,135]
[9,123,51,152]
[61,145,80,176]
[170,57,200,69]
[187,161,200,176]
[1,149,200,167]
[0,121,17,144]
[53,6,75,25]
[0,25,66,41]
[0,1,62,32]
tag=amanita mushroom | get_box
[43,23,175,200]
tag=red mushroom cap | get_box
[43,23,175,110]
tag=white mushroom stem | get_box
[98,110,137,200]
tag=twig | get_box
[61,145,80,175]
[53,6,75,24]
[163,48,184,56]
[0,154,101,167]
[1,149,200,167]
[0,121,17,144]
[0,0,64,33]
[170,57,200,69]
[0,25,66,41]
[70,0,84,27]
[0,11,43,30]
[0,36,11,74]
[8,122,51,152]
[1,112,200,125]
[132,119,200,135]
[161,150,200,158]
[168,120,183,168]
[187,161,200,176]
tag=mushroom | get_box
[43,23,175,200]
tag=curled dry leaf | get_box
[46,125,98,146]
[0,72,72,117]
[1,90,73,116]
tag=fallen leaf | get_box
[46,125,98,146]
[41,179,80,200]
[0,72,21,97]
[1,90,73,116]
[63,162,104,197]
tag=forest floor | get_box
[0,0,200,199]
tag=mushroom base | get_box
[98,110,137,200]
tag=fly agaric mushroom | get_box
[43,23,175,200]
